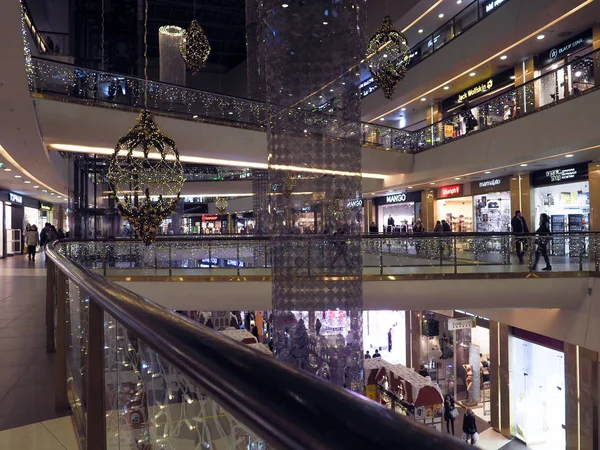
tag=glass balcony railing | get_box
[29,46,600,155]
[45,240,472,449]
[58,232,600,278]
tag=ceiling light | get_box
[418,29,424,34]
[282,3,289,7]
[457,0,462,3]
[484,171,491,174]
[430,182,435,185]
[57,196,62,199]
[330,89,334,92]
[42,189,48,193]
[228,111,233,115]
[469,72,476,76]
[323,21,328,25]
[537,34,545,40]
[50,192,55,195]
[14,175,21,178]
[565,154,574,158]
[24,180,31,184]
[192,115,198,119]
[455,177,461,180]
[443,85,450,90]
[4,168,11,172]
[401,108,406,111]
[510,75,516,80]
[380,118,385,121]
[408,186,413,189]
[33,185,40,189]
[420,97,426,101]
[574,71,582,77]
[500,55,508,60]
[438,13,444,18]
[520,163,528,167]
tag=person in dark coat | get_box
[442,220,451,232]
[315,318,322,336]
[369,222,378,233]
[251,325,260,342]
[373,349,381,358]
[511,210,529,264]
[530,213,552,271]
[462,409,478,445]
[443,395,456,435]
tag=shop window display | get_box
[474,192,511,232]
[419,313,454,397]
[363,310,406,365]
[435,198,473,232]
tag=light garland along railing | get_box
[28,46,600,154]
[45,240,472,450]
[58,232,600,277]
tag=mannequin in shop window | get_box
[463,364,474,399]
[387,215,395,233]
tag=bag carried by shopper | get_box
[450,408,459,419]
[472,432,480,444]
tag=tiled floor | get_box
[0,416,78,450]
[0,253,68,431]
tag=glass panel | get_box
[104,313,269,449]
[453,2,478,37]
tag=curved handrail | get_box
[46,240,470,449]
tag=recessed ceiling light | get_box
[420,97,426,101]
[380,118,385,121]
[14,175,21,178]
[510,75,516,80]
[408,186,413,189]
[455,177,461,180]
[282,3,289,7]
[57,196,62,199]
[500,55,508,60]
[574,71,582,77]
[42,189,48,193]
[469,72,476,76]
[383,54,388,58]
[33,185,40,189]
[430,182,435,185]
[192,115,198,119]
[565,154,574,158]
[443,85,450,90]
[438,13,444,18]
[330,89,334,92]
[50,192,55,195]
[401,108,406,111]
[457,0,462,3]
[228,111,234,115]
[520,163,528,167]
[418,29,424,33]
[484,171,491,174]
[537,34,545,40]
[4,168,11,172]
[24,180,31,184]
[323,21,328,25]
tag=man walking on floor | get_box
[511,210,529,264]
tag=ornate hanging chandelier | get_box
[107,110,185,245]
[366,16,410,99]
[215,197,228,214]
[180,19,211,74]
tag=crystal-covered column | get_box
[259,0,366,392]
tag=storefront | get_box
[434,185,473,232]
[293,205,319,233]
[374,191,422,233]
[346,198,364,232]
[363,310,406,365]
[200,214,228,234]
[471,176,512,232]
[181,202,209,234]
[235,212,255,234]
[39,202,54,228]
[531,162,589,255]
[509,330,565,448]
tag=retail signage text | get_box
[531,162,589,186]
[442,69,514,109]
[448,317,476,331]
[374,191,421,206]
[202,215,218,221]
[346,198,364,209]
[538,29,592,68]
[481,0,505,16]
[40,203,52,211]
[439,185,463,199]
[9,193,22,204]
[471,176,510,195]
[386,193,407,204]
[458,78,493,103]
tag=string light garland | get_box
[107,0,184,245]
[366,16,410,99]
[180,19,211,74]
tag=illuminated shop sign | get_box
[531,162,589,187]
[470,176,510,195]
[538,29,593,68]
[9,192,22,204]
[360,78,377,98]
[40,202,52,211]
[374,191,421,206]
[441,69,514,110]
[202,215,218,221]
[448,317,476,331]
[386,193,407,203]
[438,184,463,199]
[480,0,505,17]
[346,198,364,208]
[458,79,493,103]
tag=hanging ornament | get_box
[366,16,410,99]
[215,197,228,214]
[281,171,297,198]
[180,19,211,74]
[107,109,185,245]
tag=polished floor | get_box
[0,416,78,450]
[0,253,66,431]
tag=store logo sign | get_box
[386,193,407,204]
[458,79,494,103]
[546,167,578,183]
[9,193,22,204]
[548,38,585,62]
[479,179,502,188]
[346,198,364,208]
[484,0,505,14]
[202,215,218,221]
[439,185,462,198]
[448,317,476,331]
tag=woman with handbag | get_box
[443,395,457,435]
[462,408,478,445]
[530,213,552,271]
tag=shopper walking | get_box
[387,328,392,352]
[25,225,39,261]
[434,221,443,233]
[413,219,424,254]
[47,225,59,245]
[462,409,478,445]
[315,318,322,336]
[373,349,381,358]
[39,222,51,248]
[443,395,457,436]
[364,350,371,359]
[511,210,529,264]
[530,213,552,271]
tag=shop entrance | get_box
[509,337,565,448]
[435,197,473,232]
[363,310,406,365]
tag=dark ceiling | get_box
[147,0,247,73]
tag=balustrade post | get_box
[55,270,69,411]
[46,260,56,353]
[264,241,268,268]
[237,241,241,276]
[208,241,212,268]
[169,245,172,276]
[595,235,599,272]
[453,237,458,274]
[86,299,107,450]
[307,240,311,276]
[379,238,384,275]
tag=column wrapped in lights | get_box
[258,0,366,392]
[159,25,186,86]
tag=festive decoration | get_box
[215,197,228,214]
[366,16,410,99]
[107,109,185,245]
[159,25,186,85]
[180,19,211,74]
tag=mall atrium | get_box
[0,0,599,449]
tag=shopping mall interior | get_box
[1,0,600,449]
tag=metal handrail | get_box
[46,240,470,449]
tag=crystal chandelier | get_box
[366,16,410,99]
[180,19,211,74]
[215,197,228,214]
